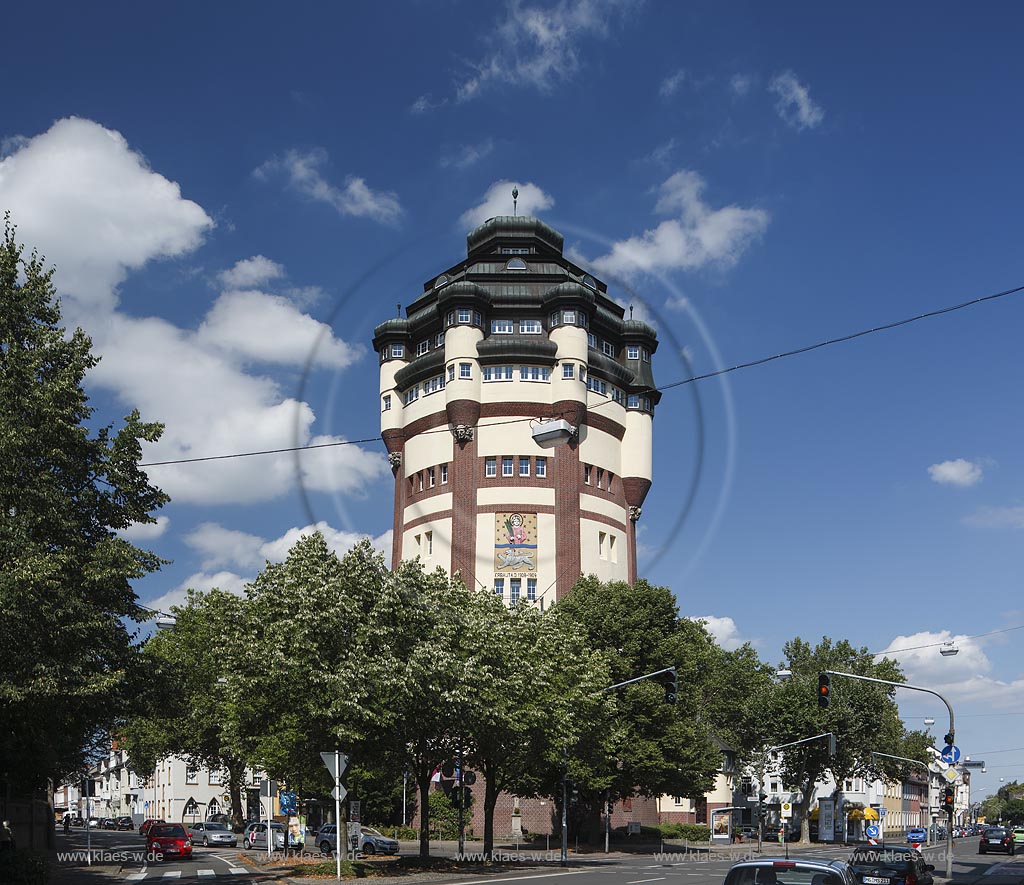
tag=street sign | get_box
[942,767,961,784]
[280,791,297,814]
[928,760,949,774]
[940,745,961,764]
[879,807,886,817]
[866,825,880,839]
[260,779,278,799]
[331,785,348,803]
[350,800,361,822]
[321,751,349,780]
[781,802,793,819]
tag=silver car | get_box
[188,821,238,847]
[724,858,857,885]
[243,821,285,850]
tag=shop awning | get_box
[863,807,880,821]
[848,808,865,820]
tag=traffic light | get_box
[566,779,579,804]
[818,673,831,708]
[942,787,955,815]
[665,668,678,704]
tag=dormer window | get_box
[390,343,405,358]
[627,345,640,360]
[505,257,527,271]
[582,274,597,289]
[434,274,449,288]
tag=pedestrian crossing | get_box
[124,868,249,879]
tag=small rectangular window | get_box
[563,310,576,325]
[428,468,435,488]
[609,534,617,562]
[494,578,504,596]
[457,309,471,323]
[510,578,521,604]
[425,530,433,555]
[382,394,391,411]
[598,531,607,559]
[627,394,640,408]
[441,464,448,484]
[445,311,455,327]
[491,319,515,334]
[642,348,650,362]
[587,333,597,348]
[416,340,430,356]
[418,473,424,492]
[584,465,592,484]
[435,332,445,347]
[602,341,616,357]
[536,458,546,478]
[485,457,496,478]
[597,469,604,489]
[562,363,574,379]
[502,456,513,477]
[448,365,455,382]
[627,345,639,360]
[185,767,198,785]
[549,311,560,327]
[473,311,482,326]
[519,457,530,477]
[519,319,542,334]
[459,362,472,379]
[391,343,404,358]
[527,579,537,601]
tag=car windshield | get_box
[987,829,1007,836]
[204,823,229,831]
[152,825,187,837]
[363,827,382,836]
[852,851,913,872]
[726,866,843,885]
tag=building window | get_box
[502,247,531,254]
[382,395,391,411]
[519,457,530,477]
[587,332,598,348]
[580,366,586,382]
[435,332,445,348]
[390,343,405,358]
[448,365,456,383]
[505,257,527,271]
[380,348,387,361]
[527,579,537,601]
[457,309,472,323]
[441,464,448,484]
[582,274,597,289]
[483,365,514,381]
[491,319,515,334]
[485,458,497,478]
[563,309,576,325]
[602,340,616,357]
[209,769,222,786]
[627,345,639,360]
[459,362,472,379]
[185,767,198,785]
[611,387,624,405]
[519,366,550,382]
[494,578,504,596]
[416,340,430,356]
[644,397,652,410]
[549,311,560,327]
[562,363,574,379]
[642,348,650,362]
[609,534,617,563]
[425,530,433,556]
[587,376,608,395]
[510,578,521,603]
[536,458,546,478]
[502,456,514,477]
[428,468,435,488]
[584,465,592,484]
[597,469,604,489]
[474,311,483,326]
[598,531,607,559]
[519,319,542,334]
[434,274,449,288]
[404,386,419,405]
[627,394,640,408]
[418,473,424,492]
[423,375,445,395]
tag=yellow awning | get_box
[848,809,865,820]
[863,808,880,821]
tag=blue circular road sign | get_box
[941,745,961,764]
[866,825,880,839]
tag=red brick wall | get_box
[451,435,478,590]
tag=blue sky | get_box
[2,1,1022,796]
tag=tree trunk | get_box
[798,778,814,843]
[226,758,246,831]
[417,756,432,858]
[483,761,499,859]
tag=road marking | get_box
[125,876,147,882]
[197,871,215,877]
[627,878,667,883]
[444,871,592,885]
[229,869,249,875]
[162,874,182,880]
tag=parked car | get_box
[1013,827,1024,845]
[980,827,1015,855]
[100,818,117,829]
[724,857,857,885]
[69,816,85,827]
[850,846,935,885]
[116,816,134,830]
[188,821,238,847]
[87,817,101,828]
[315,823,342,854]
[147,823,193,861]
[905,828,927,844]
[139,818,165,838]
[243,821,285,850]
[358,826,400,855]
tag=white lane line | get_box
[445,871,592,885]
[228,869,250,876]
[197,871,216,878]
[125,876,147,882]
[162,874,182,880]
[628,879,667,884]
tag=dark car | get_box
[101,817,117,829]
[980,827,1015,855]
[147,823,193,861]
[116,816,134,830]
[850,847,935,885]
[724,857,857,885]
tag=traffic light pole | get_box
[825,670,956,878]
[871,752,930,846]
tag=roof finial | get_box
[397,302,401,317]
[629,304,634,319]
[512,186,519,217]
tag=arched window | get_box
[582,274,597,289]
[504,257,527,271]
[434,274,449,288]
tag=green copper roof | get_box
[466,216,564,256]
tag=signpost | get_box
[866,824,880,844]
[321,751,349,882]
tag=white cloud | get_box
[441,139,495,170]
[0,117,212,310]
[145,569,252,615]
[963,505,1024,529]
[196,289,363,369]
[643,138,677,167]
[659,69,686,99]
[687,615,745,651]
[591,169,769,278]
[410,94,446,115]
[255,148,403,225]
[456,0,635,101]
[120,516,170,541]
[928,458,983,487]
[460,180,555,229]
[217,255,285,289]
[768,71,824,131]
[184,520,392,572]
[730,73,754,97]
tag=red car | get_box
[148,823,192,861]
[139,818,164,837]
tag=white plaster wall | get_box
[579,492,628,523]
[578,425,622,474]
[477,421,540,457]
[477,486,555,507]
[404,431,453,475]
[621,411,653,481]
[402,492,453,524]
[579,517,628,582]
[402,518,452,570]
[479,377,556,404]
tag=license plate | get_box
[864,877,889,884]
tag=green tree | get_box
[0,216,168,793]
[121,589,250,828]
[764,637,906,842]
